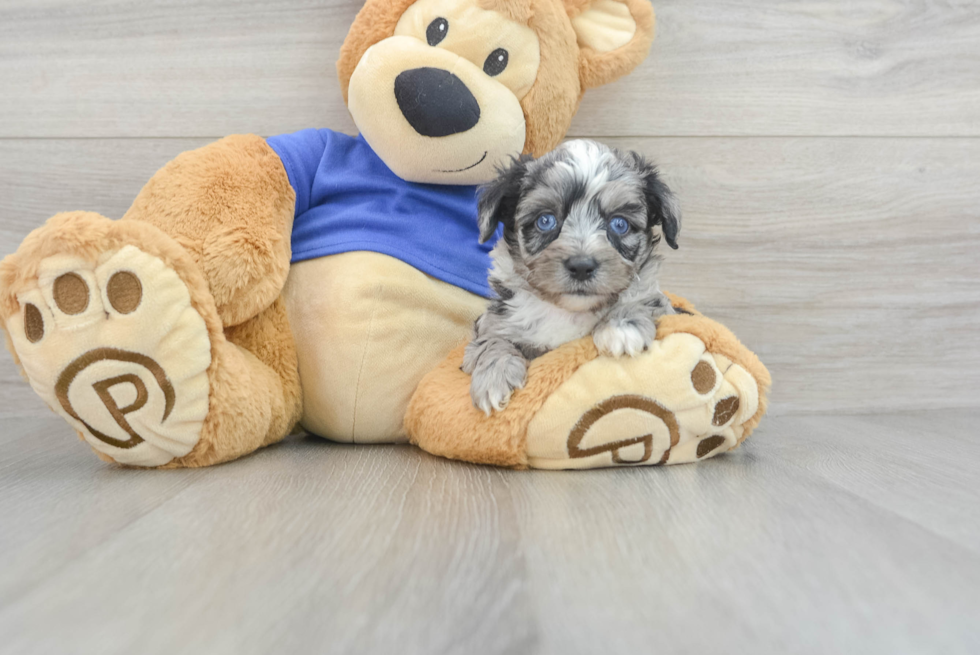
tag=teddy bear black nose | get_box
[394,67,481,137]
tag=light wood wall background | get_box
[1,0,978,418]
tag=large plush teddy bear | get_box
[0,0,769,469]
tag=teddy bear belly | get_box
[282,251,488,443]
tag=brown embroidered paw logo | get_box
[567,395,680,465]
[56,348,175,450]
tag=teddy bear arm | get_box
[407,296,772,470]
[122,135,296,327]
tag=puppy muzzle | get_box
[564,256,599,281]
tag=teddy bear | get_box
[0,0,769,469]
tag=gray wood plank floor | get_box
[1,412,978,654]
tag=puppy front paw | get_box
[593,321,655,358]
[469,355,528,415]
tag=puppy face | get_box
[479,140,680,312]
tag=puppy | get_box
[463,139,681,415]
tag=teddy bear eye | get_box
[426,18,449,46]
[484,48,509,76]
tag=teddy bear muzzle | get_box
[347,35,527,186]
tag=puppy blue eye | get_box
[609,217,630,235]
[536,214,558,232]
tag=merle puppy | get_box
[463,139,681,415]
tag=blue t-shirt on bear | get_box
[267,128,501,298]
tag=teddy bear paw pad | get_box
[524,332,760,469]
[6,246,211,467]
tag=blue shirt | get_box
[267,129,500,298]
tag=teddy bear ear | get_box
[337,0,419,103]
[565,0,656,90]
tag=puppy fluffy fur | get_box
[463,139,682,414]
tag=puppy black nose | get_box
[394,67,481,137]
[565,256,599,281]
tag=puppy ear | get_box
[566,0,656,90]
[630,152,681,249]
[477,155,532,243]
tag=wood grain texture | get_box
[761,411,980,553]
[617,136,980,414]
[1,137,977,416]
[1,0,979,138]
[1,412,979,654]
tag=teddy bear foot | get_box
[525,332,761,469]
[1,213,213,467]
[406,296,771,471]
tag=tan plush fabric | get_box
[338,0,657,160]
[526,332,760,469]
[5,242,212,467]
[168,314,302,468]
[406,338,600,468]
[183,296,303,468]
[123,134,296,328]
[0,212,302,469]
[347,33,529,184]
[568,0,655,90]
[397,0,541,100]
[659,292,771,437]
[569,0,638,53]
[338,0,421,104]
[284,252,487,444]
[478,0,532,24]
[118,134,304,466]
[405,294,771,469]
[518,0,583,157]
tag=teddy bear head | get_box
[337,0,655,185]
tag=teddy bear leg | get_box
[0,212,300,468]
[208,296,303,459]
[167,297,302,468]
[523,331,768,469]
[406,305,772,470]
[122,134,295,328]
